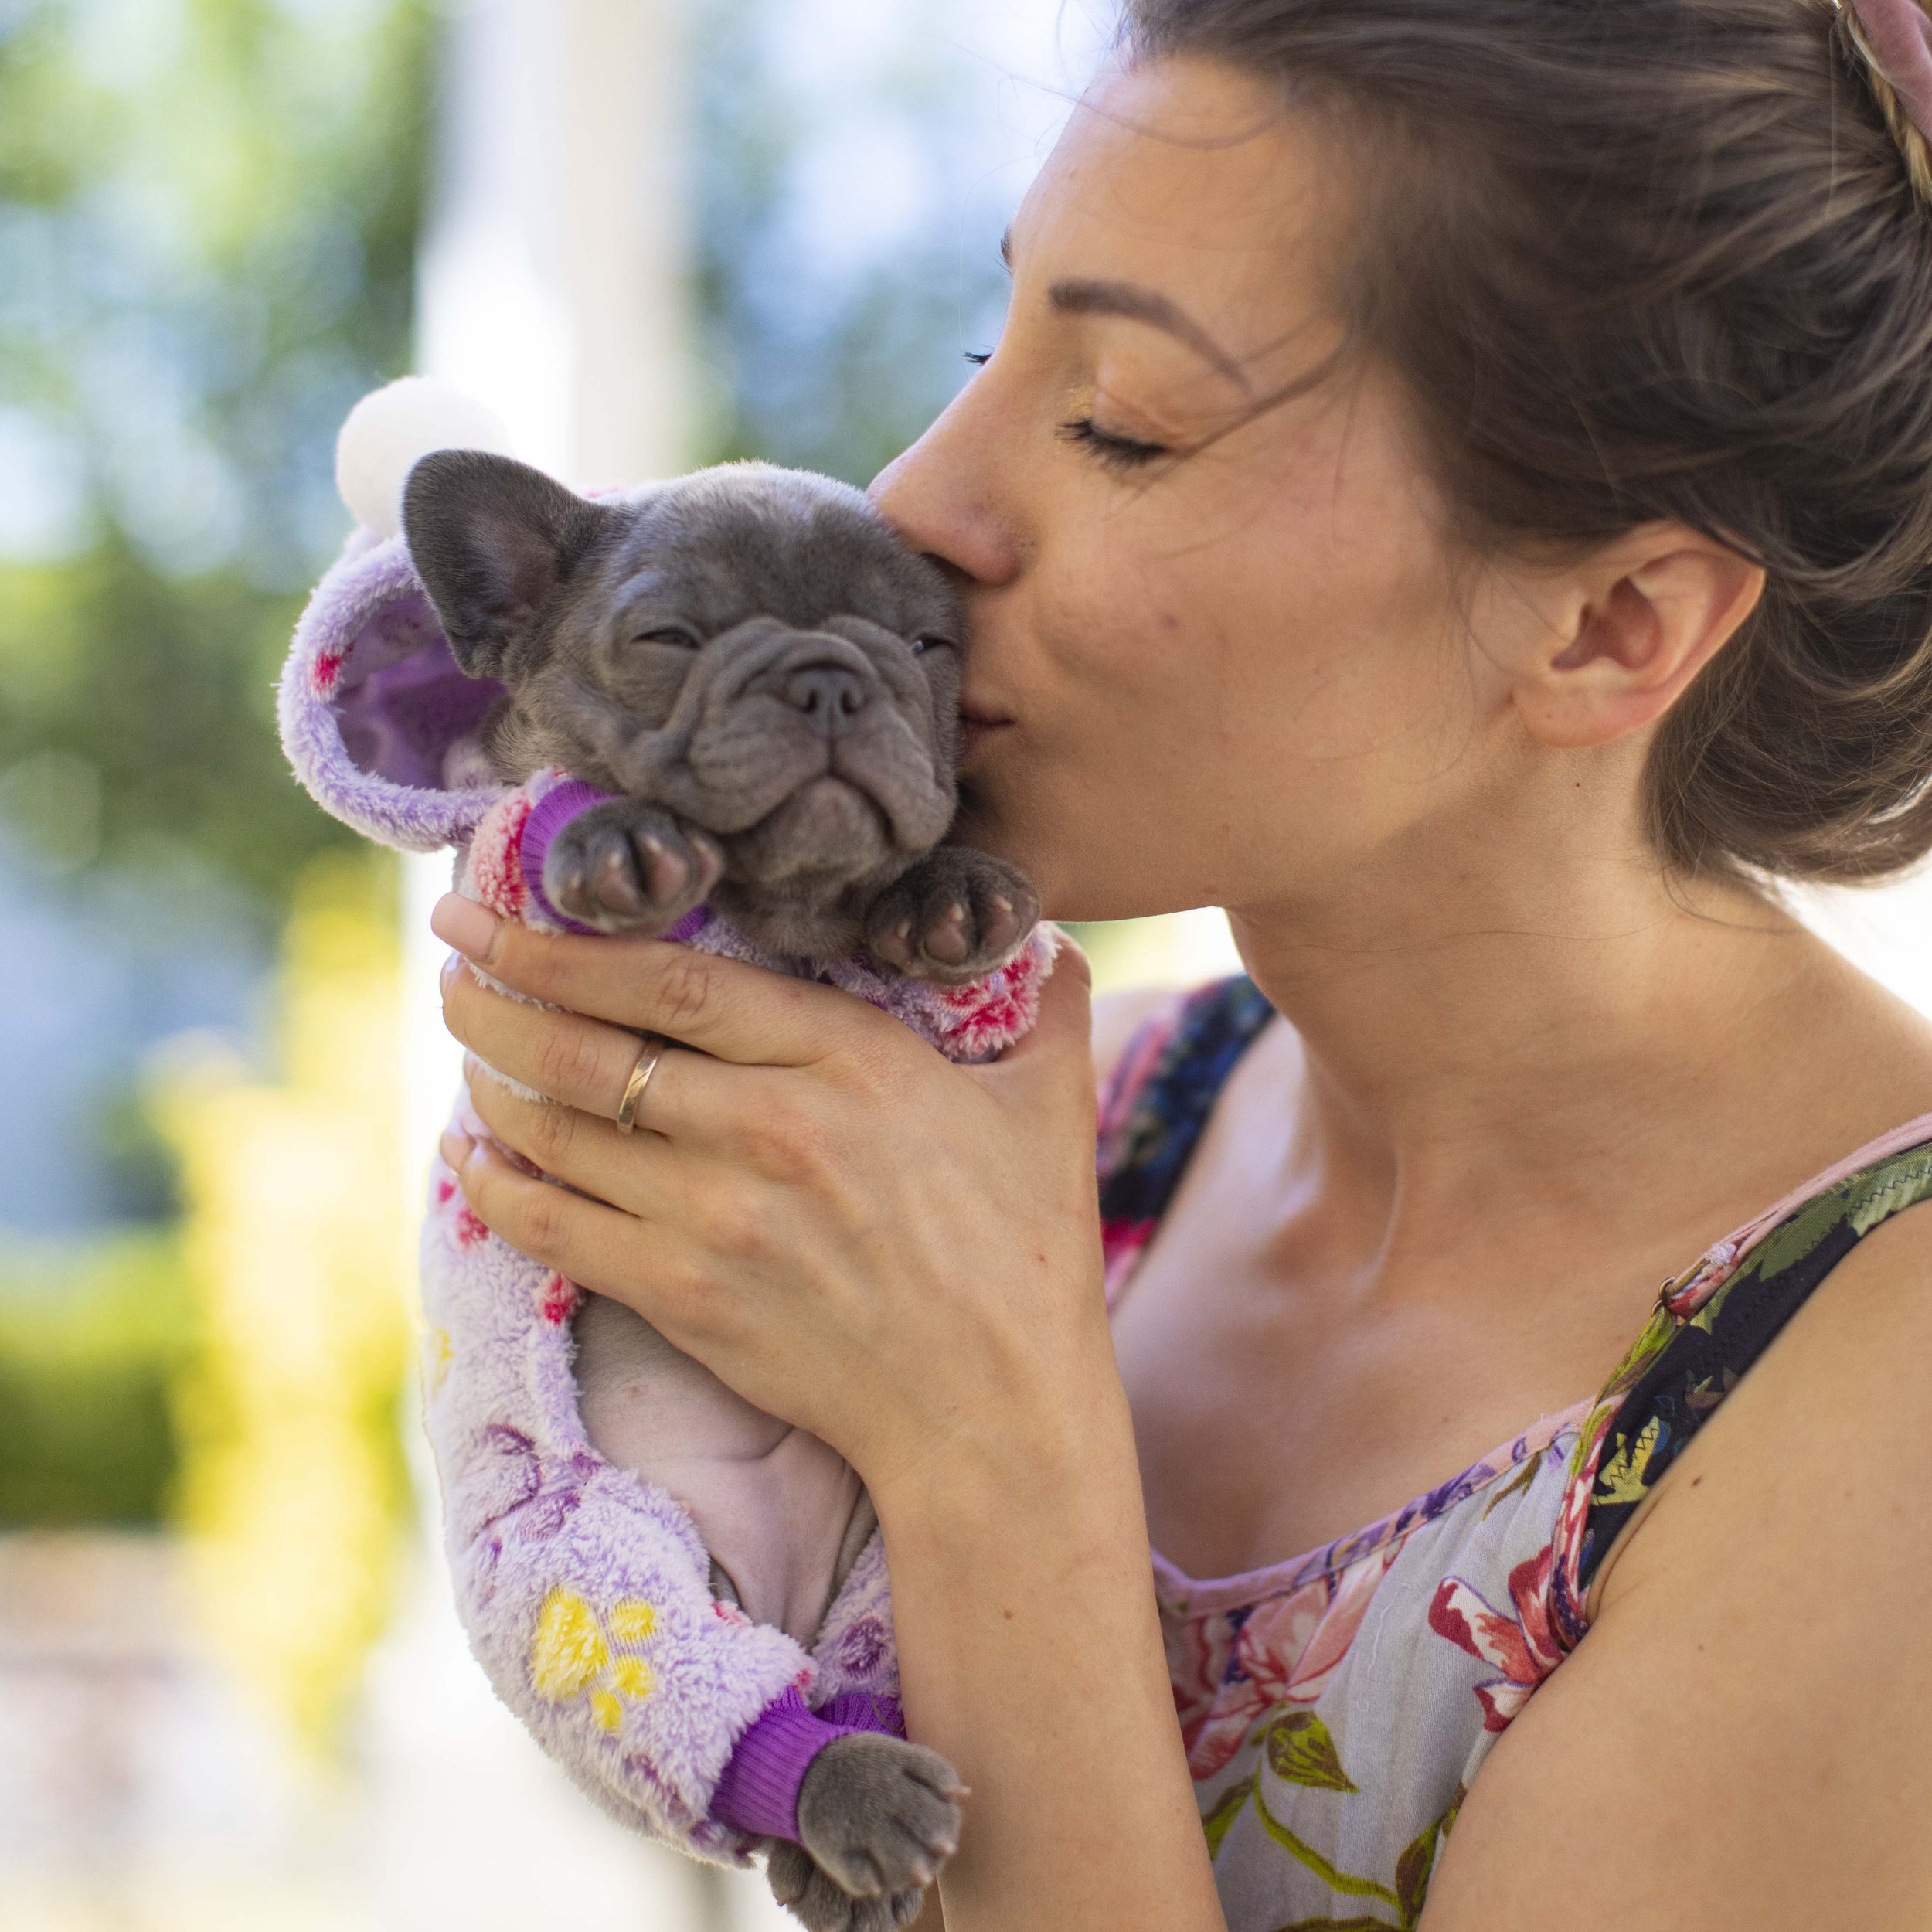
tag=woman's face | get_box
[872,56,1501,924]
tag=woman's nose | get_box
[871,379,1024,591]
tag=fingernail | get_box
[432,893,499,960]
[440,951,464,992]
[440,1129,474,1168]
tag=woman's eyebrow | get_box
[995,230,1252,393]
[1048,278,1253,393]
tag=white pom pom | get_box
[335,377,515,540]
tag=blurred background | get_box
[10,5,1932,1930]
[0,2,1239,1927]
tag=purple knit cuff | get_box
[519,780,717,946]
[520,780,615,934]
[710,1687,904,1842]
[819,1690,904,1736]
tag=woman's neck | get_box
[1222,832,1896,1277]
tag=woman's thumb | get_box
[975,931,1094,1100]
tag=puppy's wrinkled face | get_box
[403,453,965,907]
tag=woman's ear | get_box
[1509,524,1765,750]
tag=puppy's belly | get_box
[573,1293,866,1647]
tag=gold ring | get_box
[615,1034,669,1134]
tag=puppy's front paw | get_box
[864,849,1039,985]
[765,1841,927,1931]
[541,800,723,934]
[794,1732,964,1901]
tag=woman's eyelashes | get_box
[960,343,1171,471]
[1056,415,1171,471]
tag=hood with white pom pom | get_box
[280,376,569,853]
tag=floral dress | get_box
[1098,975,1932,1931]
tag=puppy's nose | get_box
[783,665,869,729]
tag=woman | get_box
[428,0,1932,1923]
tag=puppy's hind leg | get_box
[794,1733,963,1903]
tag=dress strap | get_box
[1548,1123,1932,1645]
[1097,975,1276,1303]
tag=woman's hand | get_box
[430,892,1106,1507]
[431,891,1223,1930]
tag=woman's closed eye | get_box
[1056,414,1171,471]
[961,342,1175,471]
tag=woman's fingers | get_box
[442,955,715,1135]
[440,1126,736,1349]
[461,1056,689,1222]
[430,893,890,1070]
[439,1128,677,1301]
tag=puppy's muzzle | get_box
[780,660,870,735]
[614,617,954,852]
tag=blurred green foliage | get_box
[0,1230,192,1525]
[0,0,433,920]
[0,0,431,1526]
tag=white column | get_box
[415,0,689,489]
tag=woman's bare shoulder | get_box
[1422,1199,1932,1928]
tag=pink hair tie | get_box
[1845,0,1932,167]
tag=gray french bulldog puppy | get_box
[406,449,1035,978]
[404,450,1039,1932]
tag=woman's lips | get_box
[957,710,1012,763]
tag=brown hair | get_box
[1123,0,1932,882]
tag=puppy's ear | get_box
[403,450,614,679]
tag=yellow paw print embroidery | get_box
[529,1587,658,1733]
[423,1327,452,1395]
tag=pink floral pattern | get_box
[933,940,1048,1060]
[1426,1546,1563,1732]
[1172,1547,1399,1780]
[310,645,345,696]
